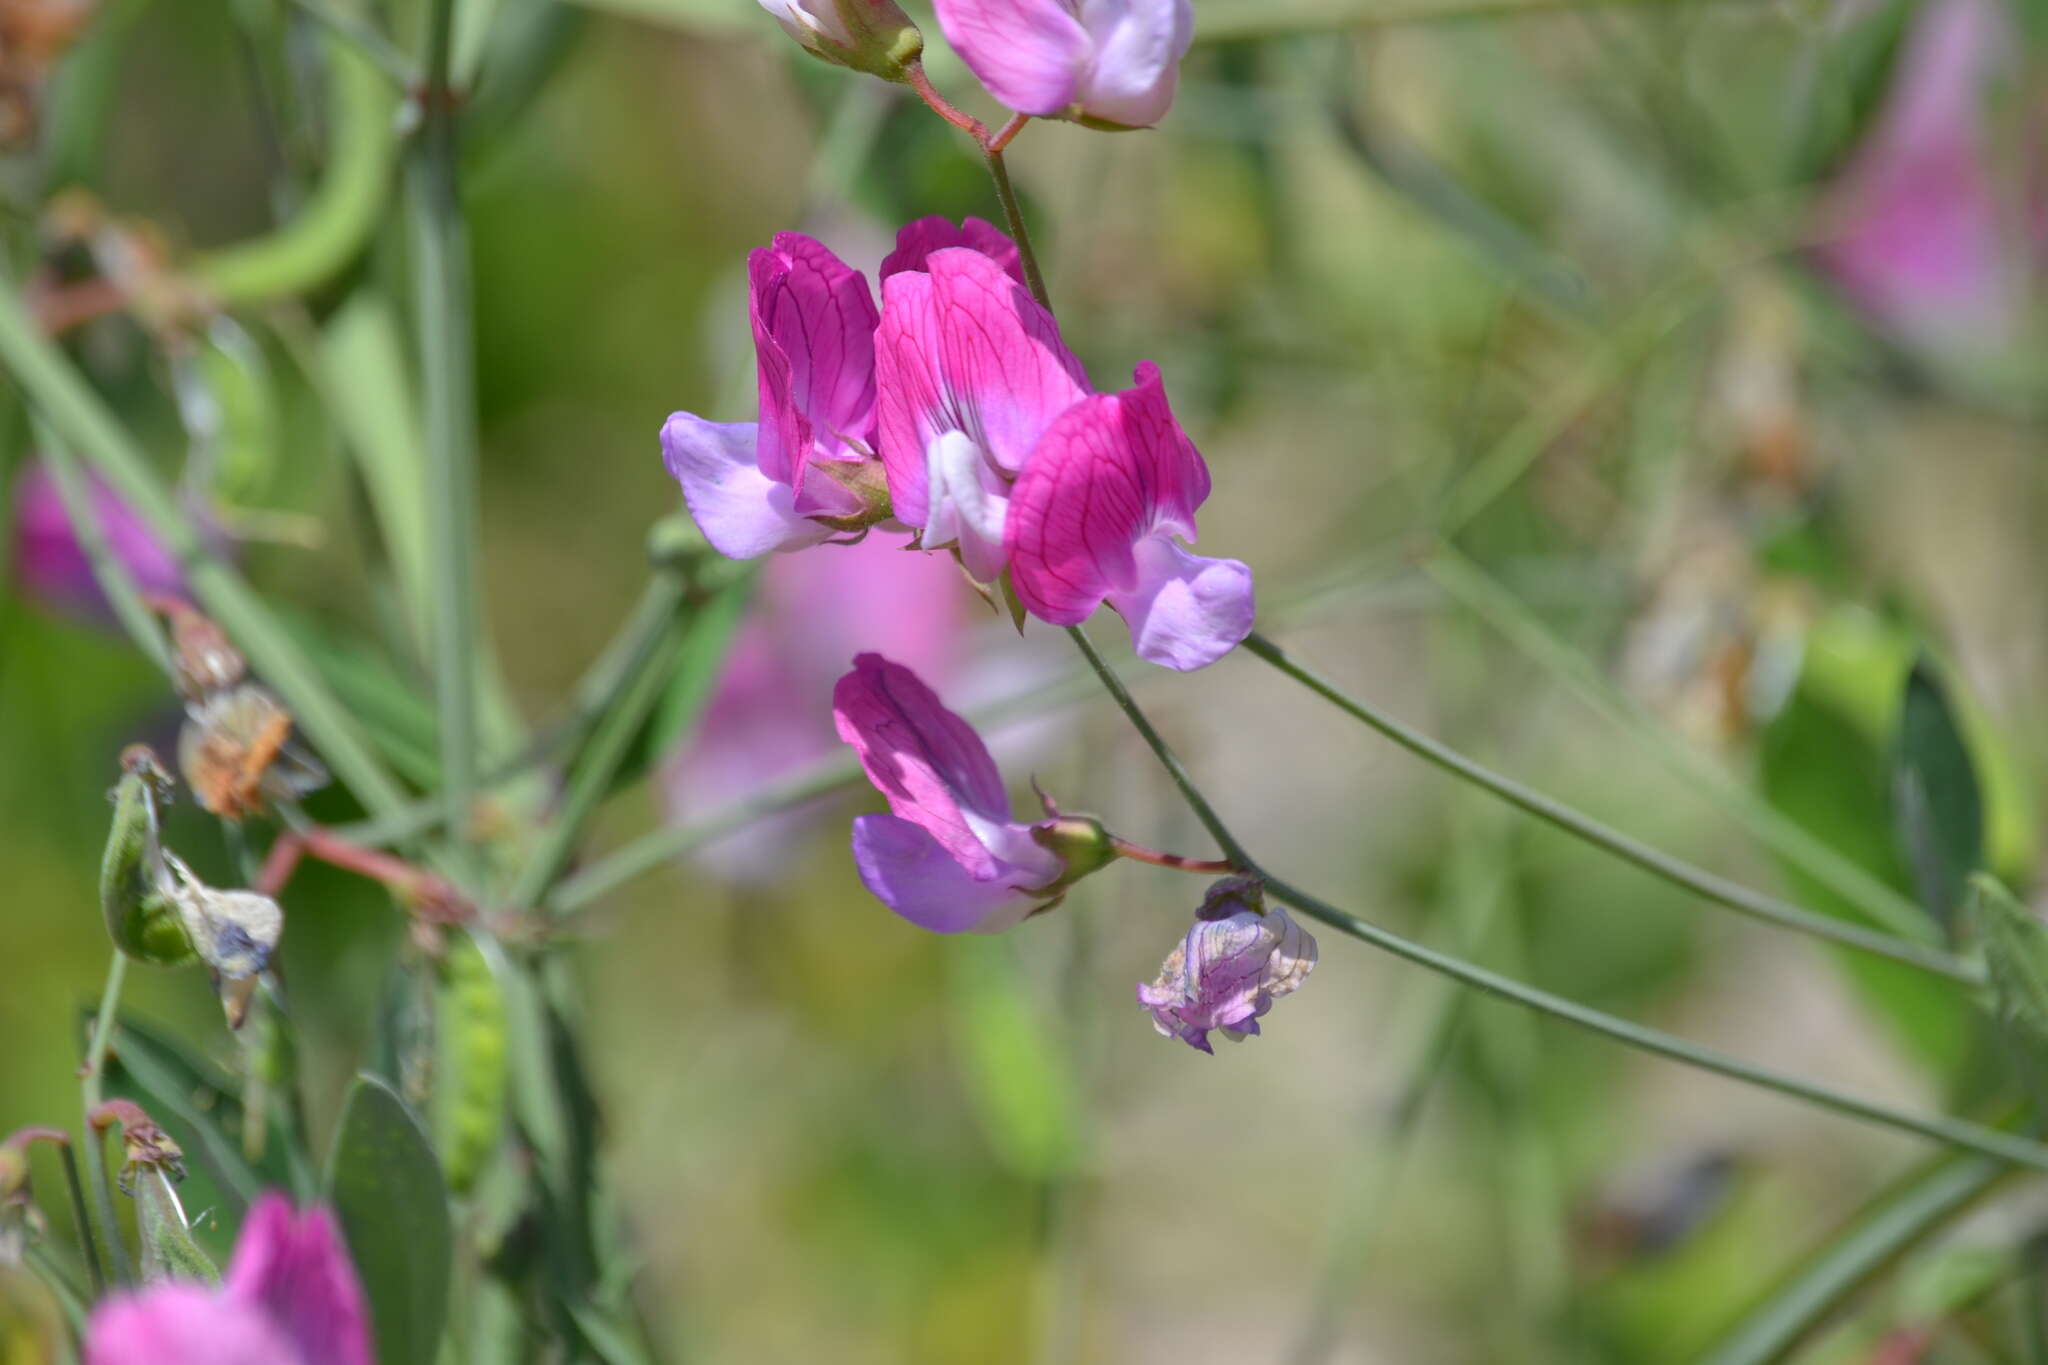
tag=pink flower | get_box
[85,1193,372,1365]
[11,461,181,622]
[663,232,887,559]
[1006,362,1253,670]
[756,0,923,80]
[933,0,1194,128]
[874,244,1089,583]
[834,652,1071,931]
[1815,0,2029,353]
[1138,878,1317,1053]
[664,534,964,880]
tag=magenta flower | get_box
[1815,0,2026,353]
[85,1192,372,1365]
[1006,362,1253,670]
[834,652,1072,931]
[932,0,1194,128]
[11,461,181,622]
[1138,878,1317,1053]
[874,244,1089,583]
[663,232,887,559]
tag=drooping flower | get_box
[834,652,1108,931]
[755,0,923,80]
[10,460,181,623]
[1138,877,1317,1053]
[1006,361,1253,670]
[663,232,890,559]
[874,245,1089,582]
[84,1192,372,1365]
[932,0,1195,128]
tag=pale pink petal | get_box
[86,1287,304,1365]
[758,0,853,44]
[225,1196,373,1365]
[749,232,881,490]
[1073,0,1193,127]
[881,216,1027,287]
[662,414,836,559]
[851,813,1050,932]
[874,248,1088,528]
[932,0,1091,117]
[1105,537,1254,671]
[921,430,1012,583]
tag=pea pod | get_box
[432,934,509,1196]
[98,748,195,967]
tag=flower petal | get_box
[662,414,835,559]
[921,430,1012,583]
[225,1195,374,1365]
[874,248,1088,528]
[749,232,881,489]
[932,0,1092,116]
[85,1286,304,1365]
[851,813,1049,932]
[881,216,1027,288]
[1105,537,1254,671]
[1073,0,1194,127]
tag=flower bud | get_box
[758,0,922,82]
[1138,878,1318,1053]
[157,852,283,1029]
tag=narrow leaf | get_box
[1892,660,1985,932]
[324,1076,452,1365]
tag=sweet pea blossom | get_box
[933,0,1195,128]
[1138,877,1317,1053]
[663,232,889,559]
[835,652,1108,931]
[1006,362,1253,670]
[756,0,923,80]
[85,1192,372,1365]
[11,460,181,622]
[875,244,1089,583]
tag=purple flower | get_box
[834,652,1069,931]
[1006,362,1253,671]
[932,0,1194,128]
[1138,878,1317,1053]
[874,244,1089,584]
[84,1192,372,1365]
[11,461,181,622]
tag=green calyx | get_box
[1033,814,1119,893]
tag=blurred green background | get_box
[3,0,2048,1359]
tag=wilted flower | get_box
[156,851,283,1029]
[932,0,1194,128]
[834,652,1107,931]
[757,0,922,81]
[1138,877,1317,1053]
[84,1192,372,1365]
[1007,362,1253,670]
[874,244,1089,582]
[10,460,180,622]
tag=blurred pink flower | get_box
[1816,0,2034,353]
[10,460,181,621]
[932,0,1194,128]
[834,652,1068,932]
[1138,878,1317,1054]
[1006,362,1252,670]
[662,534,963,881]
[85,1193,372,1365]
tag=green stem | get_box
[279,0,418,87]
[0,274,410,820]
[80,952,133,1287]
[1240,630,1975,982]
[57,1141,105,1297]
[410,0,484,869]
[984,146,1051,312]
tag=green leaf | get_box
[1892,660,1985,932]
[324,1076,452,1365]
[1973,875,2048,1056]
[948,936,1080,1180]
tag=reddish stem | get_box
[987,112,1030,153]
[1107,836,1241,876]
[903,59,990,146]
[259,827,474,923]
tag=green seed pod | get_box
[99,748,196,967]
[432,935,508,1196]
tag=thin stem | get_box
[80,952,133,1287]
[410,0,483,870]
[985,145,1051,311]
[988,112,1030,153]
[1063,625,1251,868]
[902,59,990,142]
[279,0,418,87]
[1105,837,1240,875]
[1240,630,1976,982]
[56,1141,105,1296]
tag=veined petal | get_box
[1074,0,1193,127]
[851,813,1052,932]
[662,414,835,559]
[921,430,1011,583]
[1105,537,1254,671]
[749,232,881,489]
[932,0,1092,117]
[881,216,1027,287]
[875,248,1088,527]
